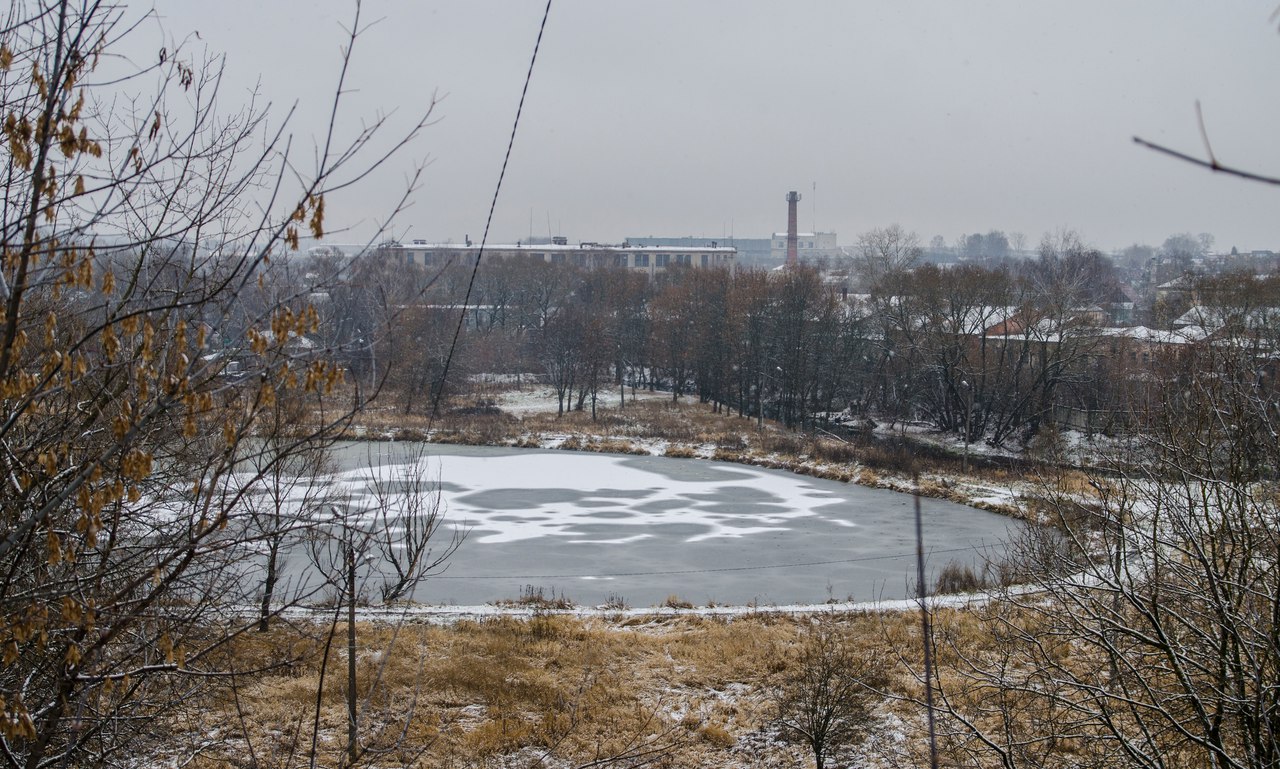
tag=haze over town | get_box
[155,1,1280,253]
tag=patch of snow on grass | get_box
[494,385,673,416]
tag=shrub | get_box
[594,438,648,455]
[699,723,736,748]
[774,622,888,769]
[759,432,805,456]
[716,434,748,451]
[933,561,987,594]
[812,439,859,465]
[499,584,575,610]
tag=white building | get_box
[770,231,839,264]
[393,240,737,278]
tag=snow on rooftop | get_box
[396,242,736,252]
[1093,325,1208,344]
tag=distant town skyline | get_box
[148,2,1280,253]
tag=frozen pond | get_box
[325,443,1018,607]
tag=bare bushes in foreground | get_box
[0,2,441,765]
[926,335,1280,768]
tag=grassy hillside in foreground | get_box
[167,610,1018,769]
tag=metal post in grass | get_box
[347,540,358,765]
[914,476,940,769]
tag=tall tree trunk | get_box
[258,542,279,632]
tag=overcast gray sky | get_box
[151,1,1280,253]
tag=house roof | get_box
[1092,325,1207,344]
[1173,304,1280,332]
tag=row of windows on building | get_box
[629,252,703,267]
[398,249,731,270]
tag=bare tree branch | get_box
[1132,135,1280,186]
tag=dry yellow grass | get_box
[171,612,956,768]
[1051,468,1098,497]
[168,599,1148,769]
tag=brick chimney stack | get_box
[786,191,801,268]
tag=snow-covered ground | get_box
[491,382,674,415]
[488,381,1123,473]
[859,415,1130,468]
[280,590,997,626]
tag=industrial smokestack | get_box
[786,190,802,267]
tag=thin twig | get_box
[1132,136,1280,186]
[1194,100,1216,166]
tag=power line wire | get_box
[430,0,553,420]
[430,545,981,580]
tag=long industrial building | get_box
[393,238,737,277]
[626,236,772,268]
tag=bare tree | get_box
[242,386,339,632]
[775,621,889,769]
[303,440,465,767]
[366,444,464,603]
[538,283,587,416]
[0,2,435,766]
[856,224,922,289]
[932,316,1280,768]
[648,275,699,402]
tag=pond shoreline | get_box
[322,440,1024,610]
[277,591,1001,626]
[338,423,1030,522]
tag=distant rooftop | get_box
[397,241,736,252]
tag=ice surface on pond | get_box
[330,451,843,545]
[305,444,1019,606]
